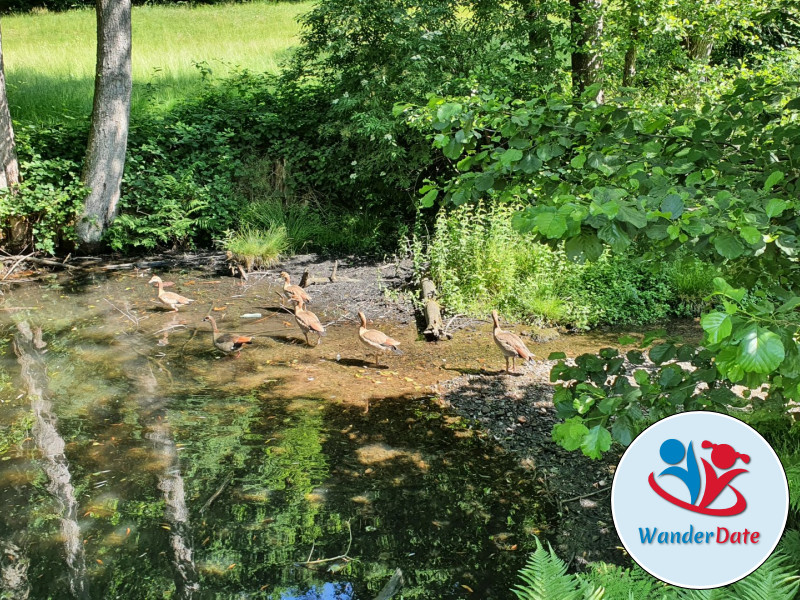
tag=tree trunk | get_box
[78,0,132,249]
[0,19,24,250]
[622,41,636,86]
[570,0,604,103]
[0,21,18,190]
[686,35,713,62]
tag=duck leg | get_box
[304,332,310,346]
[505,356,510,373]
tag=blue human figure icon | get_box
[658,438,701,505]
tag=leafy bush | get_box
[425,202,680,329]
[0,125,86,254]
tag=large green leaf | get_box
[552,418,589,452]
[581,426,612,460]
[565,233,604,262]
[763,170,785,192]
[597,222,631,252]
[714,233,745,259]
[736,326,785,373]
[436,102,462,122]
[700,312,732,344]
[534,211,568,239]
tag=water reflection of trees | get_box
[13,321,89,598]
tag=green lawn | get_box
[2,1,311,123]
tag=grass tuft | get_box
[225,225,287,271]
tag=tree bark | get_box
[0,18,24,249]
[570,0,604,103]
[686,35,713,62]
[78,0,132,249]
[622,0,639,87]
[0,21,19,190]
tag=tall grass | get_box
[3,1,311,123]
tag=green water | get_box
[0,271,548,599]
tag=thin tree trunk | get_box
[0,21,18,190]
[78,0,131,249]
[622,0,639,87]
[570,0,604,103]
[686,35,713,62]
[0,18,24,250]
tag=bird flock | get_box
[148,271,534,372]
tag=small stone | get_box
[517,416,528,424]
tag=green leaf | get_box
[598,222,631,252]
[500,148,523,167]
[649,343,677,364]
[436,102,463,122]
[419,188,438,208]
[660,194,684,218]
[701,312,732,344]
[534,211,568,239]
[736,326,785,373]
[763,170,785,192]
[633,369,650,386]
[714,233,745,259]
[518,152,542,174]
[669,125,692,137]
[712,277,746,303]
[765,198,788,218]
[739,226,762,245]
[565,233,603,262]
[570,154,586,169]
[536,143,564,161]
[548,351,567,360]
[611,416,636,447]
[581,426,612,459]
[475,173,495,192]
[552,417,589,452]
[616,205,647,229]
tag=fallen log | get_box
[421,278,448,340]
[299,260,360,286]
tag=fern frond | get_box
[778,529,800,567]
[513,538,585,600]
[730,550,800,600]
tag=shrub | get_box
[224,225,287,271]
[425,202,679,329]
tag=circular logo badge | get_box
[611,411,789,589]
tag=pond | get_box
[0,268,558,600]
[0,265,694,599]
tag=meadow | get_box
[2,1,311,123]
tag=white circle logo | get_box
[611,412,789,589]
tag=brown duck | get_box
[358,311,403,367]
[290,295,326,346]
[148,275,194,312]
[202,316,253,357]
[279,272,311,306]
[491,310,534,373]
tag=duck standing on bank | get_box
[289,294,326,346]
[491,310,534,373]
[279,272,311,307]
[357,311,403,367]
[148,275,194,312]
[202,315,253,357]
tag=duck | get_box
[491,310,534,373]
[358,311,403,367]
[148,275,194,312]
[290,295,326,346]
[202,315,253,357]
[279,272,311,307]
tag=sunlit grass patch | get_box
[3,1,311,123]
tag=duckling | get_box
[202,315,253,357]
[289,295,326,346]
[491,310,534,373]
[148,275,194,312]
[279,272,311,307]
[358,311,403,367]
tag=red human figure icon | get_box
[698,441,750,511]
